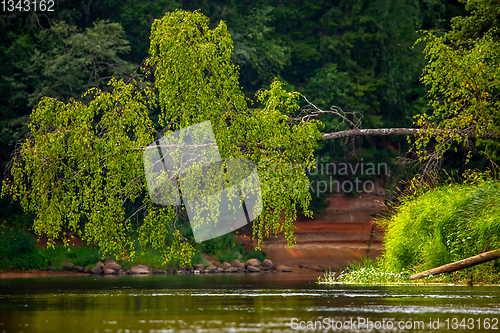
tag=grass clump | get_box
[380,177,500,274]
[320,171,500,285]
[319,258,410,284]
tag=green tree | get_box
[3,10,321,265]
[414,0,500,166]
[6,20,135,109]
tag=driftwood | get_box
[410,249,500,280]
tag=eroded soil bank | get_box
[237,192,385,273]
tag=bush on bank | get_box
[320,172,500,284]
[0,226,50,270]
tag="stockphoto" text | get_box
[291,317,440,331]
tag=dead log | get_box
[410,248,500,280]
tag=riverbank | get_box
[1,191,388,279]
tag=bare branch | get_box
[320,128,500,141]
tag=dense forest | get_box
[2,0,499,274]
[0,0,468,217]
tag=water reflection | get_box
[0,273,499,332]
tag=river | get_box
[0,272,499,332]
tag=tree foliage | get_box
[414,0,500,165]
[3,10,322,265]
[6,20,135,108]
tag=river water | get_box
[0,272,499,332]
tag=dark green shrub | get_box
[243,249,266,262]
[0,226,50,270]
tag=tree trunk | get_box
[320,128,500,141]
[409,249,500,280]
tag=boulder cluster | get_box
[189,258,274,274]
[62,258,275,275]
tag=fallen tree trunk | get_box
[320,128,500,141]
[410,248,500,280]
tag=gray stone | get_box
[90,266,103,274]
[95,261,104,268]
[204,265,215,272]
[104,262,121,272]
[193,264,206,270]
[221,262,232,270]
[231,259,245,269]
[245,258,261,268]
[62,262,75,270]
[104,268,116,275]
[201,259,213,266]
[247,265,261,272]
[224,267,238,273]
[128,264,150,274]
[74,266,84,272]
[104,260,119,265]
[154,269,166,274]
[262,259,273,269]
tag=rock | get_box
[104,262,121,272]
[247,265,261,272]
[90,265,103,274]
[262,259,273,269]
[221,262,232,270]
[245,258,261,268]
[61,262,75,270]
[95,261,105,268]
[84,266,90,273]
[104,268,116,275]
[154,269,166,274]
[231,259,245,269]
[224,267,238,273]
[193,264,206,270]
[128,265,150,274]
[74,266,84,272]
[104,260,119,265]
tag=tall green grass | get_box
[321,172,500,284]
[379,180,500,273]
